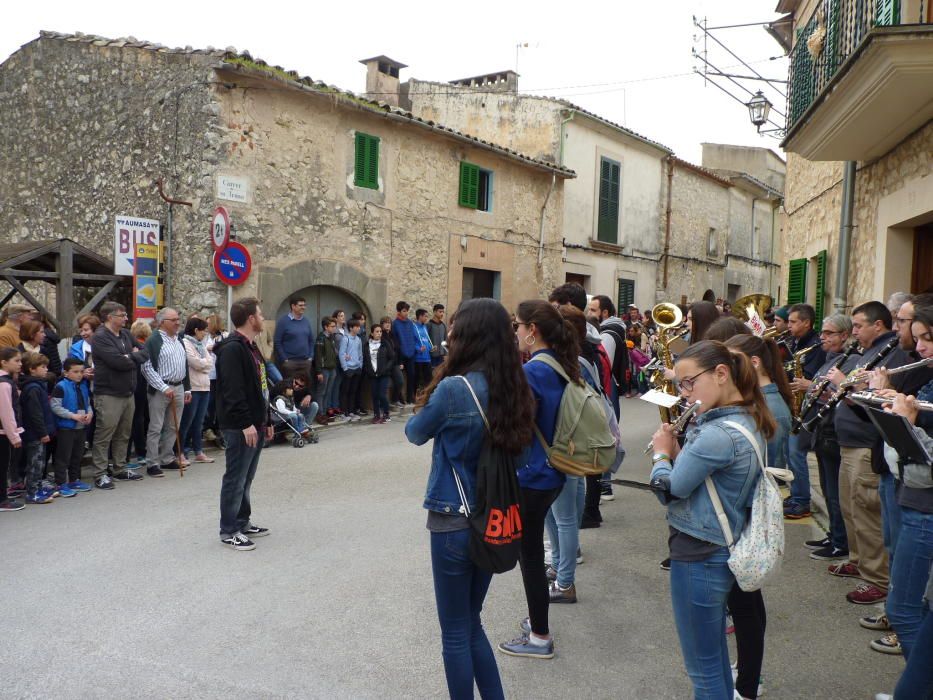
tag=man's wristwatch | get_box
[651,452,671,465]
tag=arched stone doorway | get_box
[274,285,367,331]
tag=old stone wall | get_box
[0,33,226,319]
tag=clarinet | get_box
[791,342,860,434]
[800,336,900,433]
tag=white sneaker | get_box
[731,663,765,697]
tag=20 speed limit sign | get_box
[211,207,230,252]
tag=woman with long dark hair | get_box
[649,340,775,698]
[688,301,721,347]
[405,298,534,700]
[496,299,579,660]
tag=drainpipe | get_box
[539,109,575,267]
[156,178,192,307]
[750,197,758,259]
[833,161,856,313]
[662,157,674,288]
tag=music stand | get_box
[863,406,933,466]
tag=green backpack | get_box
[529,353,619,477]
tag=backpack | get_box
[450,376,524,574]
[600,321,629,387]
[705,420,794,592]
[579,357,626,474]
[529,353,619,478]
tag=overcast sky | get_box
[2,0,789,163]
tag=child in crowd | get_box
[271,379,310,437]
[413,309,434,394]
[19,353,64,503]
[363,324,395,424]
[380,316,405,407]
[51,358,93,493]
[338,320,364,421]
[0,347,25,511]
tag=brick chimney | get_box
[359,56,407,107]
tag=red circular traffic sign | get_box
[213,241,251,286]
[211,207,230,252]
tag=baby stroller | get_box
[269,402,319,448]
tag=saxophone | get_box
[789,344,818,417]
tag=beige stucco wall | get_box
[782,121,933,308]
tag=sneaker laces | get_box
[879,633,898,645]
[854,583,874,593]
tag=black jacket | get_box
[92,326,148,397]
[40,328,62,376]
[19,375,55,441]
[362,339,396,378]
[215,331,269,431]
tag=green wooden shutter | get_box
[459,162,480,208]
[617,278,635,312]
[813,250,828,330]
[786,258,808,305]
[597,158,620,243]
[354,132,379,189]
[875,0,900,25]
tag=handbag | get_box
[449,376,523,574]
[704,420,794,592]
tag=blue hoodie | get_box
[392,316,417,360]
[338,333,363,371]
[414,322,432,363]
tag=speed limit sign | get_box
[211,207,230,252]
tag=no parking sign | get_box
[213,242,252,286]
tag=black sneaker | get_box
[660,558,672,571]
[810,545,849,561]
[112,471,143,481]
[147,465,165,478]
[95,476,115,490]
[221,533,256,551]
[161,461,181,470]
[0,499,26,512]
[242,525,270,538]
[805,535,831,550]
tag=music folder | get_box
[864,406,933,466]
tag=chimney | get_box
[359,55,407,107]
[448,70,519,94]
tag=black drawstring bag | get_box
[451,377,523,574]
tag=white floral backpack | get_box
[704,420,793,592]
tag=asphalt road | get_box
[2,399,902,699]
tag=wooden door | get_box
[912,223,933,294]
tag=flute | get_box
[645,400,701,454]
[840,356,933,388]
[849,391,933,411]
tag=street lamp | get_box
[746,91,772,131]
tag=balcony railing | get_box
[787,0,915,127]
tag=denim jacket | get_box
[762,383,791,469]
[406,371,500,515]
[650,405,763,546]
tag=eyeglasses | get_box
[512,322,527,331]
[820,329,843,336]
[679,367,713,392]
[112,312,128,318]
[895,316,914,325]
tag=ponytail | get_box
[725,335,794,411]
[516,300,582,384]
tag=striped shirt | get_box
[142,330,188,392]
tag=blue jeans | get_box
[814,429,848,550]
[180,391,211,455]
[670,548,735,699]
[218,428,264,537]
[430,529,504,700]
[893,595,933,698]
[886,507,933,659]
[880,471,902,563]
[371,376,390,417]
[330,368,343,410]
[544,476,585,588]
[787,432,811,507]
[299,400,319,426]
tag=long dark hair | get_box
[689,301,721,345]
[516,300,582,384]
[558,304,598,365]
[678,340,776,439]
[416,298,533,454]
[725,334,794,410]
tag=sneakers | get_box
[161,461,182,470]
[497,634,555,659]
[371,416,383,424]
[0,499,25,512]
[194,453,215,463]
[26,490,55,504]
[95,476,115,490]
[809,545,848,561]
[805,535,831,550]
[67,480,92,492]
[576,547,584,565]
[545,564,557,582]
[783,503,811,519]
[112,471,143,481]
[847,583,887,605]
[828,561,861,578]
[870,633,902,655]
[203,429,217,442]
[731,662,765,697]
[383,415,392,423]
[147,465,165,478]
[7,482,25,498]
[520,617,531,636]
[859,613,892,631]
[242,525,270,538]
[600,484,615,501]
[41,480,61,497]
[549,582,577,604]
[56,484,77,498]
[660,558,672,571]
[221,533,256,551]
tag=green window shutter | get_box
[597,158,620,243]
[786,258,808,305]
[875,0,899,25]
[813,250,828,330]
[459,162,479,208]
[354,132,379,189]
[617,278,635,313]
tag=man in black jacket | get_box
[215,297,272,551]
[91,301,149,490]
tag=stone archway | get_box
[257,258,388,327]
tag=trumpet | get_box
[849,391,933,411]
[645,400,701,454]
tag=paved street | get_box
[4,399,902,699]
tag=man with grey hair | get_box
[91,301,149,490]
[0,303,37,349]
[141,308,191,476]
[886,291,912,316]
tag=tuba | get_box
[731,294,773,337]
[648,302,684,423]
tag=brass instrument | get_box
[764,327,790,342]
[649,302,685,423]
[732,294,773,336]
[645,400,701,454]
[789,344,819,417]
[849,391,933,412]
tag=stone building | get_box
[0,32,571,331]
[773,0,933,310]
